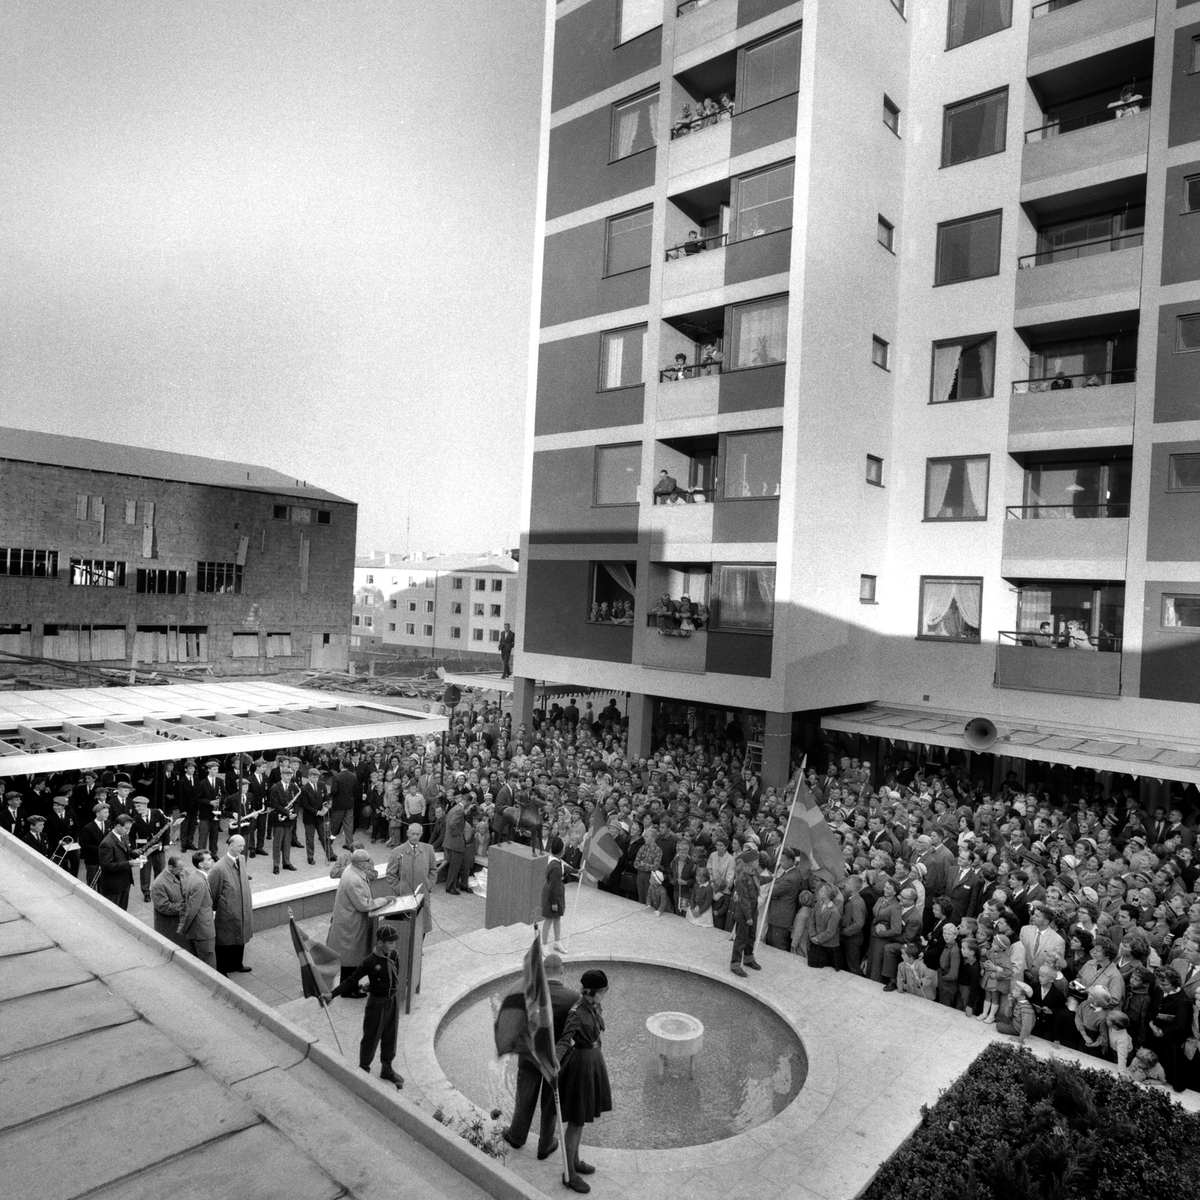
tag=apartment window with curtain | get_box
[738,25,801,111]
[594,443,642,505]
[732,161,793,242]
[925,457,990,520]
[611,90,658,160]
[1177,314,1200,352]
[1168,454,1200,491]
[1163,594,1200,630]
[605,207,654,275]
[941,88,1008,167]
[935,211,1002,285]
[728,295,788,368]
[589,562,637,621]
[947,0,1012,50]
[930,334,996,402]
[599,325,647,390]
[714,564,776,631]
[618,0,661,43]
[720,428,782,500]
[918,577,982,642]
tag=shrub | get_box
[861,1043,1200,1200]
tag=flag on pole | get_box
[494,933,560,1083]
[289,916,340,1004]
[782,769,846,882]
[582,802,621,883]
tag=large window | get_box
[714,564,776,631]
[918,577,982,642]
[589,562,637,623]
[930,334,996,402]
[733,161,793,242]
[42,624,128,662]
[935,211,1002,285]
[231,633,259,658]
[1021,459,1131,518]
[728,295,788,368]
[925,456,990,521]
[1186,175,1200,214]
[947,0,1012,50]
[0,549,58,577]
[1168,454,1200,492]
[195,561,243,594]
[1025,331,1137,389]
[1015,582,1124,650]
[136,568,187,595]
[1163,594,1200,630]
[1177,314,1200,353]
[721,428,782,500]
[605,207,653,276]
[739,25,801,111]
[600,325,647,390]
[594,443,642,505]
[69,559,125,587]
[618,0,660,43]
[942,88,1008,167]
[611,90,658,160]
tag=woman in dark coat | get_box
[541,837,567,949]
[557,969,612,1194]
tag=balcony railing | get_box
[1018,230,1143,268]
[1005,503,1130,519]
[1000,629,1123,653]
[652,485,716,504]
[659,361,724,381]
[677,0,720,13]
[647,608,709,634]
[671,99,735,140]
[665,231,728,260]
[1025,92,1151,143]
[1031,0,1088,16]
[1011,369,1136,393]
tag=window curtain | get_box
[927,459,987,518]
[601,562,636,596]
[972,336,995,397]
[923,581,981,638]
[616,95,658,158]
[926,461,954,516]
[732,299,788,367]
[1016,588,1052,631]
[962,457,988,517]
[932,343,964,403]
[603,336,625,390]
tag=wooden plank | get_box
[61,721,124,748]
[16,724,70,751]
[142,716,191,740]
[177,715,251,738]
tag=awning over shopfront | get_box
[0,680,447,777]
[822,704,1200,788]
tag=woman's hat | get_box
[580,969,608,991]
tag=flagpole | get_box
[755,757,805,953]
[320,995,345,1056]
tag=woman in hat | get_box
[541,837,567,949]
[556,968,612,1194]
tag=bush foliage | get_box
[862,1042,1200,1200]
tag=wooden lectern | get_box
[372,893,425,1014]
[485,842,549,930]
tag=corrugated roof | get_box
[0,426,352,503]
[354,552,518,575]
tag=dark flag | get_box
[289,916,340,1004]
[494,933,560,1083]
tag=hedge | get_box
[861,1042,1200,1200]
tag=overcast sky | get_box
[0,1,544,554]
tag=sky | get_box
[0,1,545,554]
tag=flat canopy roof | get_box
[440,671,622,701]
[0,681,447,777]
[822,704,1200,786]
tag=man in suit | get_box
[150,855,188,948]
[1170,941,1200,1004]
[1,790,24,836]
[98,815,140,910]
[208,836,253,974]
[1165,807,1196,849]
[130,794,171,902]
[947,847,983,924]
[268,766,300,874]
[882,887,924,991]
[45,791,81,876]
[107,776,136,826]
[299,768,332,864]
[196,760,223,858]
[1018,903,1066,981]
[501,952,580,1159]
[563,698,579,729]
[70,771,99,823]
[22,814,51,856]
[180,851,218,967]
[329,759,359,850]
[764,848,804,951]
[498,623,515,679]
[386,822,436,937]
[443,798,467,895]
[864,815,896,860]
[839,875,868,973]
[176,760,201,851]
[246,759,270,857]
[79,802,111,886]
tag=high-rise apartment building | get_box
[514,0,1200,795]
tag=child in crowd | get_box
[897,943,937,1000]
[937,923,960,1007]
[1130,1047,1169,1086]
[958,938,982,1016]
[686,866,714,928]
[979,933,1015,1024]
[1105,1009,1134,1071]
[646,869,670,917]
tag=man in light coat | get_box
[328,848,390,996]
[180,851,217,967]
[1018,903,1066,981]
[149,855,188,948]
[385,822,435,936]
[208,834,253,975]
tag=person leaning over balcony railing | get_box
[664,352,690,381]
[1108,84,1143,120]
[700,343,723,376]
[653,469,679,504]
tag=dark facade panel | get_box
[547,107,656,221]
[1146,440,1200,562]
[718,363,787,413]
[1154,301,1200,423]
[1140,580,1200,705]
[541,220,652,327]
[737,0,799,27]
[705,630,773,676]
[712,498,780,542]
[1162,162,1200,286]
[730,93,799,158]
[725,228,792,286]
[528,447,640,544]
[523,558,635,663]
[551,1,662,114]
[536,332,645,435]
[1169,23,1200,148]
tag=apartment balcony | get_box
[1008,374,1135,453]
[1002,506,1129,579]
[642,625,709,673]
[1014,240,1142,327]
[669,117,733,182]
[656,370,720,422]
[644,496,715,557]
[995,633,1122,697]
[1021,108,1149,202]
[674,0,736,59]
[1029,0,1156,73]
[663,233,727,301]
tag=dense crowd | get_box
[4,691,1199,1096]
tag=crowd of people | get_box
[5,693,1199,1098]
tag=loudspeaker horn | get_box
[963,717,998,751]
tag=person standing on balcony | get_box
[665,352,689,381]
[653,470,678,504]
[1108,84,1142,119]
[499,623,515,678]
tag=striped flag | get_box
[782,769,846,883]
[289,916,340,1005]
[582,801,620,883]
[494,933,560,1083]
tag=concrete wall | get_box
[1154,299,1200,423]
[551,0,662,113]
[1161,159,1200,285]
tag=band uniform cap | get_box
[204,760,220,770]
[132,795,150,806]
[4,790,22,803]
[115,776,132,789]
[27,815,46,826]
